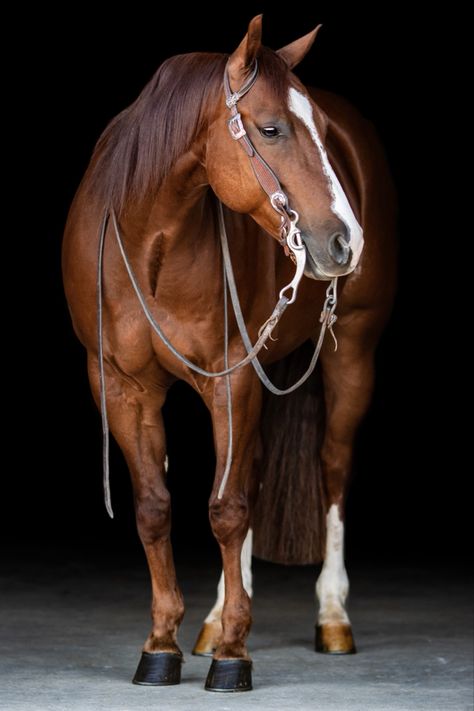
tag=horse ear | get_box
[227,15,263,87]
[276,25,322,69]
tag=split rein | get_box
[97,60,338,516]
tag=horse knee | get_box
[135,489,171,544]
[209,494,249,546]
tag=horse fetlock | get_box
[316,571,350,626]
[220,601,252,651]
[148,593,184,650]
[214,640,250,661]
[317,594,350,625]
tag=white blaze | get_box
[288,87,364,269]
[316,504,350,625]
[205,528,253,624]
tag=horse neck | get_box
[114,146,227,307]
[118,146,282,317]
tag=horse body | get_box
[63,17,396,691]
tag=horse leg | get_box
[192,528,253,656]
[203,373,261,692]
[316,326,376,654]
[88,356,184,684]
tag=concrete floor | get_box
[0,548,472,711]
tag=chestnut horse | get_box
[62,16,396,692]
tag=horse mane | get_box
[87,48,290,215]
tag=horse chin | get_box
[304,266,331,281]
[303,249,333,282]
[303,245,357,281]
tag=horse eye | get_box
[259,126,280,138]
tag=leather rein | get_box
[97,60,338,515]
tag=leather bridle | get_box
[223,60,307,305]
[224,60,291,238]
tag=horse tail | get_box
[252,341,326,565]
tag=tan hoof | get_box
[315,623,356,654]
[192,620,222,657]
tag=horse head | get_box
[206,15,364,280]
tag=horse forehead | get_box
[287,87,321,135]
[249,82,288,113]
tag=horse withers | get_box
[62,15,397,692]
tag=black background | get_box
[6,4,463,566]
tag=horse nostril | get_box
[328,232,351,266]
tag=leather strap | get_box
[223,61,290,240]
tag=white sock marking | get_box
[205,528,253,624]
[288,88,364,270]
[205,570,225,624]
[316,504,350,625]
[240,526,253,597]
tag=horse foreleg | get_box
[192,528,253,656]
[316,325,377,654]
[202,372,261,692]
[88,357,184,684]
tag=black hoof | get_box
[132,652,182,685]
[205,658,252,692]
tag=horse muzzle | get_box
[302,230,357,281]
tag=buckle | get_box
[228,113,246,140]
